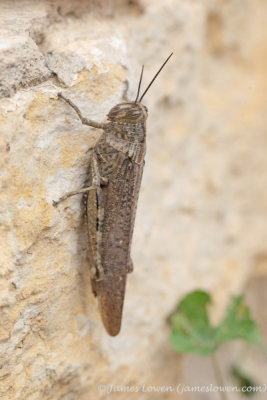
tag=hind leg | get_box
[53,152,103,206]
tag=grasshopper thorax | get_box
[107,102,147,142]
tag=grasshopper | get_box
[54,53,173,336]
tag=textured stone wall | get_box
[1,1,267,399]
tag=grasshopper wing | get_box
[94,151,145,336]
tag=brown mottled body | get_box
[54,96,147,336]
[88,106,147,336]
[53,54,172,336]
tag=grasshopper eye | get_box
[144,106,148,113]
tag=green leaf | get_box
[169,290,217,355]
[169,290,262,355]
[231,365,258,397]
[214,296,262,346]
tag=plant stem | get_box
[211,352,228,400]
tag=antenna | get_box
[139,53,173,102]
[134,65,144,103]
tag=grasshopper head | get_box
[107,102,148,124]
[106,53,173,138]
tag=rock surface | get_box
[1,0,267,399]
